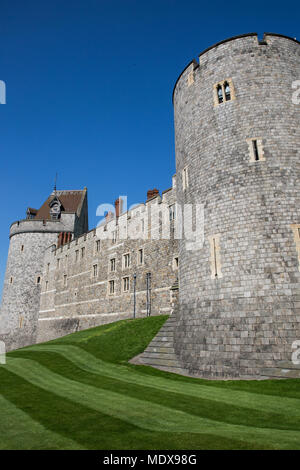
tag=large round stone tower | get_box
[173,33,300,378]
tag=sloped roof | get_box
[34,189,87,220]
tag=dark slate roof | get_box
[34,189,87,220]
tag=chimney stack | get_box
[115,198,120,218]
[147,188,159,200]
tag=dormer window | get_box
[49,196,62,220]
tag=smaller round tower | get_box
[0,188,88,350]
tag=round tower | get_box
[173,33,300,378]
[0,220,64,350]
[0,188,88,351]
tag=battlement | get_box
[46,178,177,258]
[9,214,77,239]
[172,32,300,103]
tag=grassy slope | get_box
[1,315,300,450]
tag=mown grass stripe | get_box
[4,356,300,449]
[14,348,300,433]
[21,344,300,418]
[0,395,84,450]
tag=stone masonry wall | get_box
[173,33,300,378]
[37,187,178,343]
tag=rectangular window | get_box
[47,263,50,274]
[214,79,235,106]
[173,256,179,270]
[169,204,176,221]
[93,264,98,278]
[110,258,116,272]
[57,258,60,269]
[96,240,101,252]
[253,140,260,161]
[138,249,143,265]
[112,231,117,244]
[109,280,115,295]
[182,167,189,191]
[123,253,130,269]
[75,250,79,262]
[63,275,67,287]
[21,245,24,252]
[209,234,222,279]
[81,247,85,258]
[123,277,130,292]
[45,280,48,291]
[247,138,265,162]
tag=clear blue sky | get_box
[0,0,299,297]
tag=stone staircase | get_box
[131,314,187,375]
[261,361,300,379]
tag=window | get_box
[21,245,24,252]
[173,257,179,270]
[110,258,116,272]
[81,247,85,258]
[63,274,67,286]
[47,263,50,274]
[123,277,130,292]
[57,258,60,269]
[169,204,176,221]
[96,240,101,252]
[217,84,223,104]
[93,265,98,278]
[109,280,115,295]
[182,167,189,191]
[209,235,222,279]
[45,281,48,291]
[187,71,194,87]
[123,253,130,269]
[37,276,41,285]
[10,277,13,284]
[214,79,235,106]
[224,81,231,101]
[246,138,265,162]
[112,230,117,244]
[138,249,144,265]
[75,250,79,262]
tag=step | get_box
[145,346,176,354]
[141,352,178,361]
[150,340,174,348]
[155,333,174,339]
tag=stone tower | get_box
[0,188,88,351]
[173,33,300,378]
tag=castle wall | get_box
[173,34,300,378]
[37,188,178,343]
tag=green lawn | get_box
[1,315,300,450]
